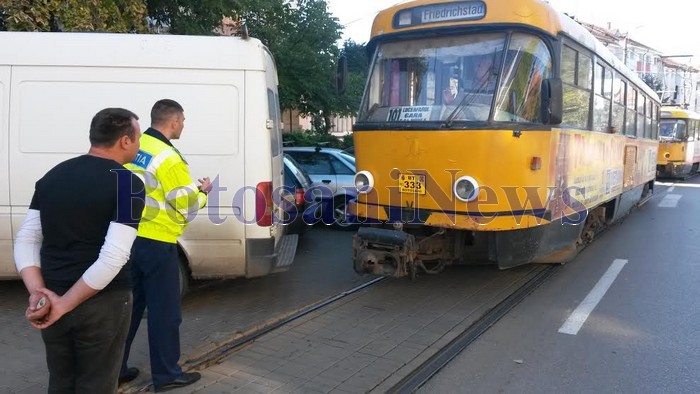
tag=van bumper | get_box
[245,234,299,278]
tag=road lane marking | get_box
[657,194,682,208]
[667,186,675,192]
[558,259,628,336]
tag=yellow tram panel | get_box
[350,128,657,232]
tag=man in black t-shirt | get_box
[13,108,146,393]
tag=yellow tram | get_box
[656,106,700,178]
[348,0,660,278]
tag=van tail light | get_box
[295,187,305,206]
[256,181,273,227]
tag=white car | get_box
[283,147,357,229]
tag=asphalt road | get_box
[421,179,700,393]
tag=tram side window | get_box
[637,94,647,138]
[593,63,611,132]
[494,34,552,123]
[560,45,592,129]
[625,85,637,136]
[611,75,625,133]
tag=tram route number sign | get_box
[387,106,431,122]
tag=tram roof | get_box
[660,106,700,120]
[370,0,659,101]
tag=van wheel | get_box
[177,252,191,298]
[332,196,359,231]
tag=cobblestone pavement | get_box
[155,265,539,393]
[0,226,369,393]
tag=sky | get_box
[326,0,698,65]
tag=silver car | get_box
[283,147,357,229]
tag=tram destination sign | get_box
[393,1,486,28]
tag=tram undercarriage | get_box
[352,182,654,279]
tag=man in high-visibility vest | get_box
[120,99,211,392]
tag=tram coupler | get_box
[352,227,418,278]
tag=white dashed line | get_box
[657,194,682,208]
[558,259,628,336]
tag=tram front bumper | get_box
[657,162,692,178]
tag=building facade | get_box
[579,20,699,111]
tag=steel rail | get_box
[386,265,558,394]
[125,276,387,393]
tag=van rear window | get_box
[268,89,282,156]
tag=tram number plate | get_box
[399,174,426,194]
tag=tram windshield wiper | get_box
[442,77,493,128]
[442,92,477,128]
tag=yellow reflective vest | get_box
[126,129,207,244]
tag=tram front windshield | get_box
[358,32,552,126]
[659,119,687,141]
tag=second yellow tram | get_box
[656,106,700,178]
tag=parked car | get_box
[283,147,358,229]
[282,154,315,235]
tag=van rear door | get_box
[264,49,297,272]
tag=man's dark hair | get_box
[151,99,184,126]
[89,108,139,147]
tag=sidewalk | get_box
[162,265,539,393]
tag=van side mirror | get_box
[336,56,348,95]
[541,77,563,125]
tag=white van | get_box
[0,32,298,285]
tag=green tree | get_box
[0,0,147,32]
[335,40,369,116]
[240,0,343,132]
[143,0,345,132]
[145,0,239,35]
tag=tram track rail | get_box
[124,276,387,393]
[386,265,558,394]
[383,179,680,393]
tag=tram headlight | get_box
[354,171,374,193]
[664,152,671,159]
[453,176,479,202]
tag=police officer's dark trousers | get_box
[121,236,183,386]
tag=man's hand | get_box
[198,177,212,194]
[30,288,67,329]
[443,88,456,104]
[25,290,50,325]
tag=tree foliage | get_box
[0,0,147,32]
[336,40,369,116]
[145,0,239,35]
[242,0,342,117]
